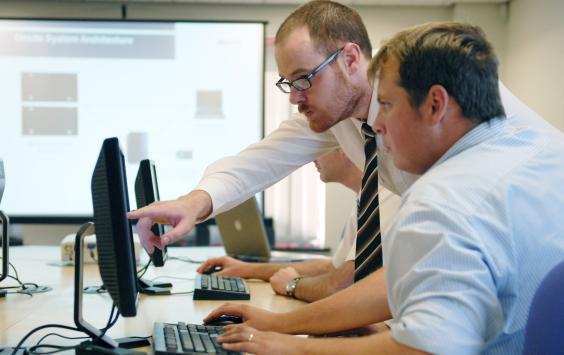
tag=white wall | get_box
[504,0,564,131]
[3,1,562,249]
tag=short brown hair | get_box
[276,0,372,59]
[369,22,505,123]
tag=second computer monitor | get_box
[134,159,167,267]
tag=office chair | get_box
[523,259,564,354]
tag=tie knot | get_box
[361,123,375,139]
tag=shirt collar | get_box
[432,117,508,169]
[366,88,379,128]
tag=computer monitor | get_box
[91,137,138,316]
[72,137,146,354]
[134,159,167,267]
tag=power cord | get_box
[0,260,46,296]
[136,259,151,279]
[168,256,204,264]
[11,304,118,355]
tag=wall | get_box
[504,0,564,131]
[2,1,549,249]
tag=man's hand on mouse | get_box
[205,314,244,326]
[197,256,252,278]
[203,303,285,332]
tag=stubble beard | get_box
[311,70,359,133]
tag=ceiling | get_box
[88,0,510,5]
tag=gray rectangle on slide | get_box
[22,72,77,102]
[21,106,78,135]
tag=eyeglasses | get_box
[276,47,343,94]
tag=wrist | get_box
[182,190,212,221]
[285,275,305,298]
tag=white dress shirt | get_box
[196,82,557,217]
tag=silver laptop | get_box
[215,197,302,263]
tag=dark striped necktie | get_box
[355,123,382,282]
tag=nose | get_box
[289,87,305,105]
[373,112,385,135]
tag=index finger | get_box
[127,203,170,223]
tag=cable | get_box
[136,259,151,279]
[13,303,118,355]
[0,260,43,296]
[11,324,82,355]
[168,256,204,264]
[35,332,89,346]
[29,343,82,354]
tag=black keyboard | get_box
[193,274,250,300]
[153,322,241,355]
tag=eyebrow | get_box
[279,67,309,80]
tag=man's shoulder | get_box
[404,124,564,213]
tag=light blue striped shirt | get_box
[384,118,564,354]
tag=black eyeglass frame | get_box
[276,47,344,94]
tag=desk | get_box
[0,246,307,351]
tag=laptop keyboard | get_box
[153,322,241,355]
[193,274,250,300]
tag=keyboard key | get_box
[192,332,206,353]
[201,333,216,353]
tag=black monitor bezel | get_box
[91,137,139,317]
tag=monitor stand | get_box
[73,222,148,355]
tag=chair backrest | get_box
[523,259,564,354]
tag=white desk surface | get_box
[0,245,307,351]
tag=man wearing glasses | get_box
[129,0,557,314]
[129,0,397,298]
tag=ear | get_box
[341,42,362,75]
[423,84,449,125]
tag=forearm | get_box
[243,259,331,281]
[291,259,333,277]
[299,331,427,355]
[278,268,390,334]
[293,261,353,302]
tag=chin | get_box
[307,116,338,133]
[307,120,327,133]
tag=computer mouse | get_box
[202,265,223,275]
[204,315,243,326]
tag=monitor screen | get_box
[91,137,138,317]
[0,19,264,221]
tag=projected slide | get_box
[0,20,264,218]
